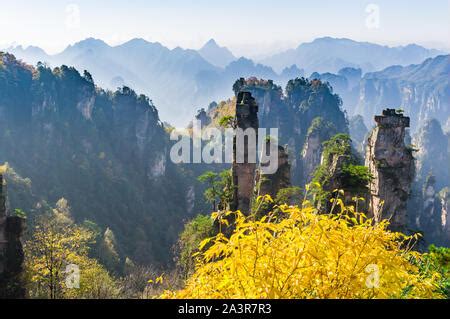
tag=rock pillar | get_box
[365,109,414,231]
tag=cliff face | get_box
[0,174,25,298]
[365,109,415,231]
[440,188,450,244]
[348,115,368,155]
[413,119,450,189]
[301,118,337,183]
[301,133,323,184]
[415,175,443,243]
[407,119,450,245]
[0,52,191,266]
[414,182,450,246]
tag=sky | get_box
[0,0,449,57]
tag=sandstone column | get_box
[365,109,415,231]
[231,91,259,214]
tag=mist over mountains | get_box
[6,37,445,126]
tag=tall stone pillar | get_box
[231,91,259,214]
[0,174,5,217]
[365,109,415,232]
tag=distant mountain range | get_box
[356,54,450,131]
[7,38,219,125]
[5,37,445,126]
[307,55,450,133]
[260,37,444,74]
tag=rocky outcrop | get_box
[365,109,415,231]
[320,152,354,207]
[0,174,25,298]
[257,143,291,199]
[312,134,369,211]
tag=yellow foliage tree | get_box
[162,195,443,299]
[24,199,119,299]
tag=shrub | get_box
[163,197,442,299]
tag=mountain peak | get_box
[307,37,359,46]
[203,38,218,47]
[119,38,164,51]
[60,38,110,57]
[124,38,149,45]
[71,38,110,50]
[198,39,235,68]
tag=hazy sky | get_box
[0,0,449,57]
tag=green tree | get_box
[217,170,234,210]
[312,134,371,207]
[198,170,235,211]
[175,214,215,279]
[218,115,234,128]
[198,171,221,211]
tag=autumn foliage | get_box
[163,195,443,299]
